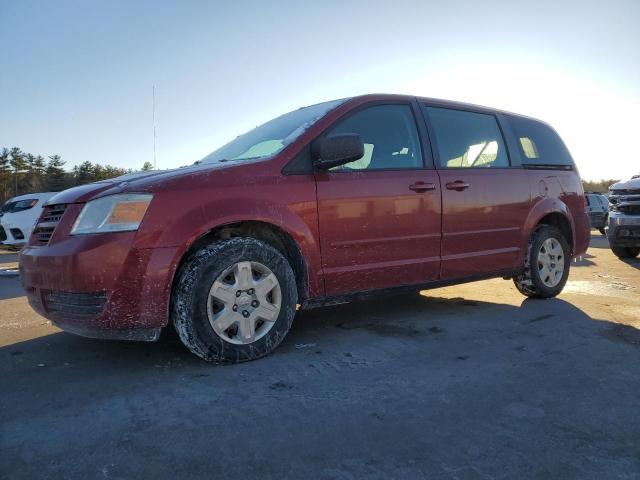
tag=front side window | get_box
[199,99,345,164]
[424,106,509,168]
[327,104,423,171]
[507,115,573,167]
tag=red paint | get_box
[315,169,442,295]
[19,94,590,338]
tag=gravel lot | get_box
[1,234,639,479]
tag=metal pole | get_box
[153,85,157,169]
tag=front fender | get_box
[137,192,322,300]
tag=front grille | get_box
[32,204,68,245]
[609,189,640,216]
[618,204,640,215]
[44,291,108,319]
[0,225,6,242]
[611,188,640,196]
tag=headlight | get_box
[70,194,153,235]
[13,198,38,212]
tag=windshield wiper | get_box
[194,156,263,166]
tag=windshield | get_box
[1,201,15,213]
[199,98,346,164]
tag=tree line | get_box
[0,147,154,205]
[581,179,620,193]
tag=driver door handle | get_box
[409,182,436,192]
[445,180,470,191]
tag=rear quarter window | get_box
[507,115,574,169]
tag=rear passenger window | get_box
[508,115,573,168]
[326,104,423,171]
[424,107,509,168]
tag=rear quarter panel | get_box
[522,170,590,257]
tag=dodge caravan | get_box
[20,94,590,363]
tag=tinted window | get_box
[508,115,573,167]
[327,104,422,170]
[424,107,509,168]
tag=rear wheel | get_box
[611,246,640,259]
[171,237,297,363]
[598,215,608,236]
[513,225,571,299]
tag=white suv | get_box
[0,192,57,249]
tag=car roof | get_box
[344,93,547,123]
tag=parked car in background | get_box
[585,192,609,235]
[607,176,640,258]
[0,199,17,218]
[19,94,590,363]
[0,192,57,249]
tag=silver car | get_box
[607,176,640,259]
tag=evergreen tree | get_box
[0,148,11,202]
[8,148,27,197]
[46,155,67,192]
[73,161,95,185]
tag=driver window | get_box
[327,104,423,171]
[424,106,509,168]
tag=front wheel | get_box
[611,246,640,259]
[171,237,298,363]
[513,225,571,299]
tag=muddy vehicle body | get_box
[20,94,590,362]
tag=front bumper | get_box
[606,212,640,247]
[20,233,179,341]
[0,223,26,248]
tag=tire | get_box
[171,237,298,363]
[599,215,608,236]
[610,246,640,259]
[513,225,571,299]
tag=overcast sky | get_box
[1,0,638,180]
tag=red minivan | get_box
[20,94,590,362]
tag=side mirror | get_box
[313,134,364,170]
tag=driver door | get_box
[315,103,442,296]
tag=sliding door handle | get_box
[445,181,470,191]
[409,182,436,192]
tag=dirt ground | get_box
[1,233,639,479]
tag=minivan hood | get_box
[610,177,640,191]
[45,161,249,205]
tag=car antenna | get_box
[153,85,157,169]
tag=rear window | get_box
[507,116,573,168]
